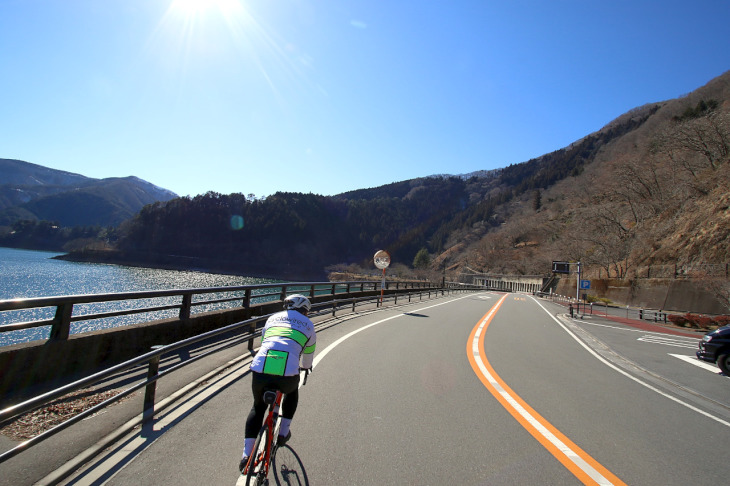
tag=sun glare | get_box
[150,0,314,108]
[171,0,239,16]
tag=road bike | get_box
[240,369,310,486]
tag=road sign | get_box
[552,261,570,274]
[580,280,591,289]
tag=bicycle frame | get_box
[261,390,283,476]
[244,389,282,483]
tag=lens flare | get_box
[230,214,244,230]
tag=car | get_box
[696,325,730,375]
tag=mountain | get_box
[0,159,177,227]
[441,70,730,279]
[15,70,729,298]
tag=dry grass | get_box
[0,387,133,441]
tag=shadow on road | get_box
[271,445,309,486]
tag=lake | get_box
[0,247,278,347]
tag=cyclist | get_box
[240,294,316,473]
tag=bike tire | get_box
[245,424,270,486]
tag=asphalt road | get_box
[50,291,730,485]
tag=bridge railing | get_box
[0,284,480,473]
[0,280,440,343]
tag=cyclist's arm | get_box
[299,332,316,370]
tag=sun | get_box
[151,0,302,104]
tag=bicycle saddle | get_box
[263,390,278,405]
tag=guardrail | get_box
[0,280,441,343]
[535,291,720,326]
[0,283,481,474]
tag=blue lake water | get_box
[0,247,279,347]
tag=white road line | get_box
[669,353,726,375]
[637,335,698,349]
[529,296,730,428]
[574,319,702,340]
[311,292,480,370]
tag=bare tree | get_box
[652,111,730,196]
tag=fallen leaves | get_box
[0,388,133,441]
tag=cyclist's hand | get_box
[300,367,312,385]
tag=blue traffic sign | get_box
[580,280,591,289]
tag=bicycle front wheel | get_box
[245,425,270,486]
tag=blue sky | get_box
[1,1,728,198]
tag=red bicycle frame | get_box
[244,389,282,481]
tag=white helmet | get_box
[284,294,311,312]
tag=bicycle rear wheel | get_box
[244,424,270,486]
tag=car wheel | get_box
[717,353,730,376]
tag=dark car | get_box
[697,325,730,375]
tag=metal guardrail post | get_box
[179,294,192,320]
[280,285,288,302]
[143,346,163,423]
[49,302,73,341]
[242,289,256,355]
[246,322,255,355]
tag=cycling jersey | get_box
[250,309,316,377]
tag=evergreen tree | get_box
[413,247,431,269]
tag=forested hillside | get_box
[113,177,472,278]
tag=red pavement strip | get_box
[598,315,704,339]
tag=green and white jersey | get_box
[250,310,316,376]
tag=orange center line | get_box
[466,294,627,486]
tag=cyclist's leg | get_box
[276,376,300,440]
[245,421,270,484]
[242,372,269,461]
[245,373,299,450]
